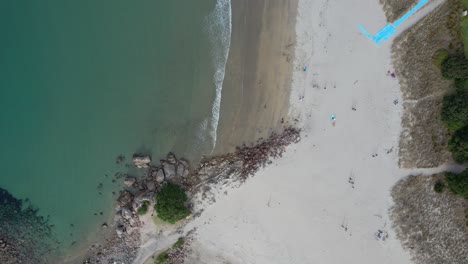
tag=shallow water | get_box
[0,0,228,258]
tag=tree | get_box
[448,126,468,163]
[454,78,468,92]
[445,169,468,199]
[441,91,468,132]
[441,55,468,79]
[154,183,190,224]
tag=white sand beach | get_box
[176,0,449,263]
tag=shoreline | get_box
[213,0,298,155]
[46,0,465,263]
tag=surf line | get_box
[358,0,429,45]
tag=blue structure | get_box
[358,0,429,45]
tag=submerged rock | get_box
[132,155,151,169]
[117,191,133,208]
[166,153,177,164]
[123,177,136,187]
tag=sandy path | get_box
[181,0,447,263]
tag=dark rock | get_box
[162,162,176,179]
[117,191,133,207]
[156,169,165,183]
[146,180,156,191]
[123,177,136,187]
[166,152,177,164]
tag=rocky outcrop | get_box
[117,191,134,208]
[156,169,165,183]
[132,155,151,168]
[162,162,177,180]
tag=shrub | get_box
[434,180,445,193]
[137,200,150,215]
[445,169,468,199]
[448,126,468,163]
[155,250,169,264]
[433,49,449,67]
[154,183,190,224]
[441,55,468,79]
[154,238,185,264]
[454,78,468,92]
[172,238,185,249]
[441,91,468,132]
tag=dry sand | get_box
[178,0,451,263]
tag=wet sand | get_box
[214,0,298,154]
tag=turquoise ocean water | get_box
[0,0,231,259]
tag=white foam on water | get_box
[204,0,232,152]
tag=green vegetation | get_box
[434,180,446,193]
[445,169,468,199]
[154,183,190,224]
[462,17,468,57]
[155,250,169,264]
[448,126,468,163]
[441,55,468,78]
[454,78,468,91]
[441,91,468,132]
[433,49,449,67]
[137,200,150,215]
[154,238,185,264]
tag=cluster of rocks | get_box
[190,127,301,189]
[84,152,191,263]
[84,126,300,263]
[0,188,57,264]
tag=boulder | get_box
[176,164,185,177]
[117,191,133,207]
[116,225,126,237]
[156,169,165,183]
[146,180,156,191]
[123,177,136,187]
[179,159,189,169]
[132,155,151,168]
[162,162,176,179]
[166,153,177,164]
[121,208,132,220]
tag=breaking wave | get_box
[205,0,232,152]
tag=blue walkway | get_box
[358,0,429,45]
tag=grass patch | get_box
[154,183,190,224]
[154,238,185,264]
[137,200,150,215]
[154,250,169,264]
[433,49,449,67]
[172,238,185,249]
[460,0,468,9]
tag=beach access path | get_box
[180,0,450,263]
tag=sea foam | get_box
[204,0,232,152]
